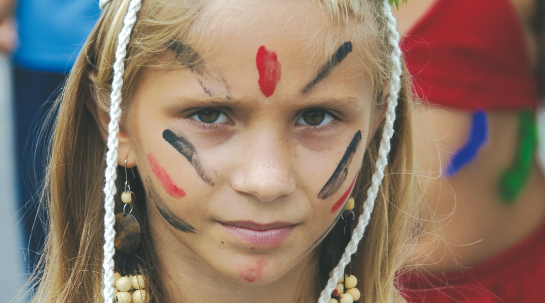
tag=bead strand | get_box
[328,271,361,303]
[114,272,147,303]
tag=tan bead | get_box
[340,293,354,303]
[332,282,344,296]
[132,289,147,303]
[113,272,122,286]
[346,288,361,301]
[328,299,339,303]
[121,191,133,203]
[344,275,357,289]
[132,274,145,290]
[115,291,132,303]
[115,276,133,292]
[345,197,355,211]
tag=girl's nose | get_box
[230,130,297,202]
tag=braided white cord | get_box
[317,1,402,302]
[102,0,142,302]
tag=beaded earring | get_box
[114,161,142,254]
[113,162,147,302]
[113,272,147,303]
[329,197,361,303]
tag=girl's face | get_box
[125,0,377,286]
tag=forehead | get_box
[184,0,367,72]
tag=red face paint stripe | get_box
[330,174,358,213]
[256,46,281,97]
[147,153,186,198]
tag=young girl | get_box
[33,0,417,302]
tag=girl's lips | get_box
[220,221,296,247]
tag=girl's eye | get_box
[297,110,334,126]
[192,109,229,124]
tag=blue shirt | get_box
[13,0,101,73]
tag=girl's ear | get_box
[86,71,137,168]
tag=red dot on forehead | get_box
[256,46,281,97]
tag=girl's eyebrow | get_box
[163,96,364,117]
[301,41,353,95]
[166,39,206,75]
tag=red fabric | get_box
[401,0,538,110]
[399,216,545,303]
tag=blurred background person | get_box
[394,0,545,302]
[0,1,100,300]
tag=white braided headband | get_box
[99,1,402,302]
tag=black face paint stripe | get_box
[318,130,362,199]
[166,39,206,75]
[301,41,353,95]
[197,79,214,97]
[163,129,215,186]
[147,183,196,233]
[166,39,233,99]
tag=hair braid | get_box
[317,1,402,302]
[102,0,143,302]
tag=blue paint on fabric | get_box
[445,110,488,177]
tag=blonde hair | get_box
[32,0,417,302]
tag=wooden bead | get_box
[346,288,361,301]
[328,299,339,303]
[332,283,344,296]
[132,274,145,290]
[340,293,354,303]
[121,191,133,203]
[113,272,122,286]
[132,290,147,303]
[345,197,355,211]
[115,291,132,303]
[115,276,133,292]
[344,275,357,289]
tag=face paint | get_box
[500,110,537,202]
[166,39,206,74]
[147,153,186,198]
[166,39,232,98]
[147,182,196,233]
[445,110,488,177]
[256,46,281,97]
[163,129,215,186]
[330,174,358,213]
[301,41,353,95]
[318,130,362,199]
[237,258,267,283]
